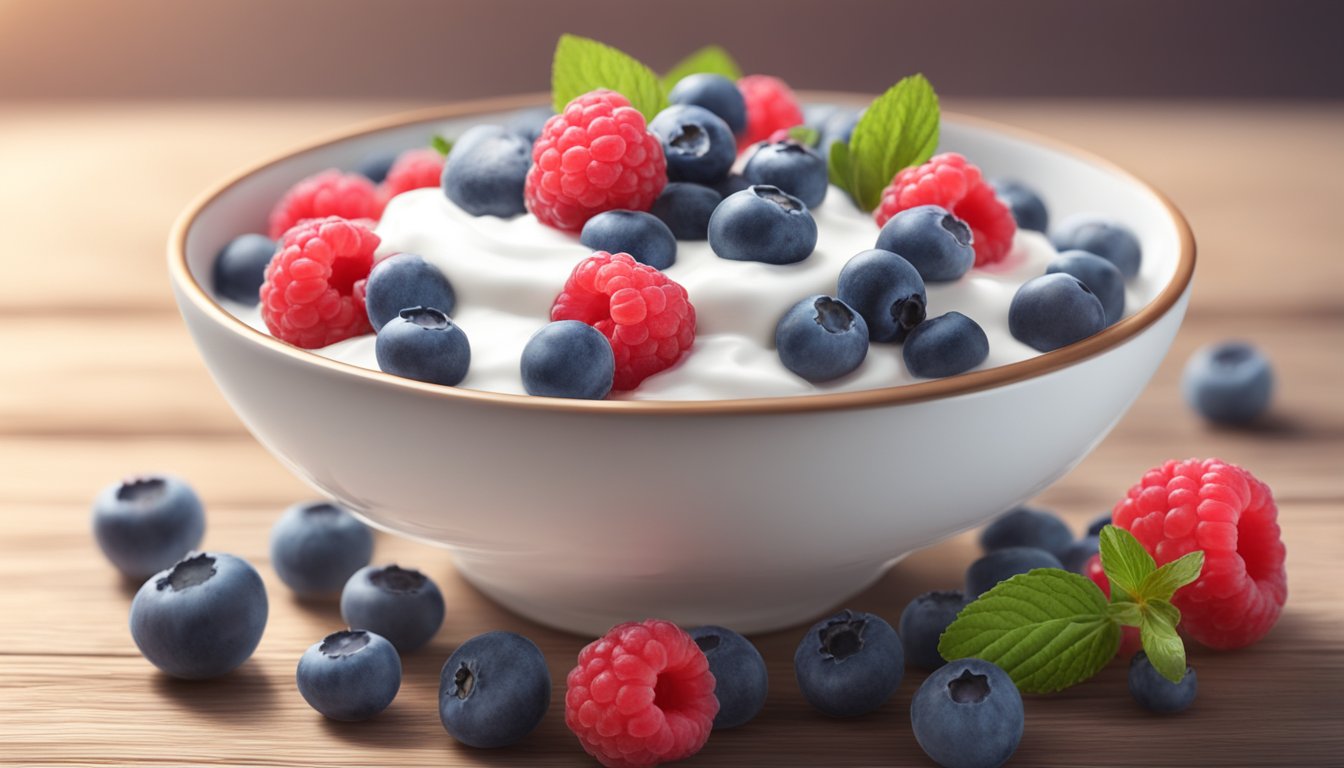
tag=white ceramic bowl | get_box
[170,95,1195,635]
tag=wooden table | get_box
[2,101,1340,767]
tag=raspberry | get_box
[1112,458,1287,650]
[268,170,385,239]
[565,620,718,768]
[1084,553,1142,658]
[551,252,696,391]
[737,75,804,150]
[875,153,1017,267]
[524,90,668,232]
[378,147,446,200]
[260,216,378,349]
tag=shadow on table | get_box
[150,662,278,722]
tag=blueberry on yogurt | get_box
[743,140,828,209]
[1046,250,1125,326]
[708,185,817,265]
[775,295,869,383]
[649,104,737,185]
[874,205,975,283]
[649,182,722,241]
[441,124,531,217]
[667,73,747,135]
[363,253,457,331]
[1009,273,1106,352]
[375,307,471,387]
[1051,215,1142,278]
[903,312,989,378]
[213,234,276,305]
[836,249,927,343]
[580,210,677,270]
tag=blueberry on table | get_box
[579,210,677,270]
[1051,215,1142,278]
[793,609,903,717]
[903,312,989,378]
[441,124,531,218]
[649,104,737,185]
[520,320,615,400]
[965,546,1063,596]
[689,625,768,729]
[439,631,550,748]
[990,178,1049,233]
[775,295,869,383]
[874,205,976,283]
[1047,249,1126,326]
[269,500,373,597]
[979,506,1074,559]
[898,590,969,670]
[743,140,828,209]
[1008,273,1106,352]
[1060,535,1101,573]
[363,253,457,331]
[297,629,401,721]
[340,564,445,653]
[836,248,927,343]
[650,182,722,241]
[1086,512,1112,537]
[92,475,205,581]
[1129,651,1198,714]
[129,552,268,680]
[213,234,276,305]
[668,73,747,135]
[708,185,817,265]
[504,105,555,144]
[911,658,1024,768]
[1182,340,1274,425]
[375,307,471,387]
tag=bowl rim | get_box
[168,92,1196,416]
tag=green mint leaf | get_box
[938,568,1120,693]
[787,125,820,146]
[1099,525,1156,599]
[1140,550,1205,601]
[1106,600,1144,627]
[661,45,742,92]
[552,34,667,121]
[828,139,854,190]
[845,74,940,211]
[1139,598,1189,683]
[431,135,453,157]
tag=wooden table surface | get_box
[1,100,1341,767]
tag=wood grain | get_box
[1,101,1342,767]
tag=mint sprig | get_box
[829,74,939,212]
[430,135,453,157]
[661,45,742,92]
[551,34,667,121]
[938,526,1204,692]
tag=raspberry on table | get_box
[876,152,1017,268]
[524,90,668,232]
[551,252,695,391]
[268,170,386,239]
[1112,457,1287,650]
[260,216,378,349]
[379,147,446,200]
[565,619,718,768]
[736,75,804,150]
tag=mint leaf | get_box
[843,74,939,211]
[1140,550,1205,601]
[661,45,742,92]
[552,34,667,121]
[787,125,820,147]
[1107,600,1143,626]
[938,569,1120,693]
[1099,525,1156,599]
[828,139,853,189]
[1140,598,1189,683]
[431,135,453,157]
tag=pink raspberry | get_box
[268,170,385,239]
[259,216,378,349]
[1113,458,1287,650]
[551,252,696,391]
[875,153,1017,267]
[379,147,446,200]
[524,90,667,232]
[737,75,804,150]
[565,620,718,768]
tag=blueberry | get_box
[129,552,268,679]
[709,185,817,265]
[356,149,400,184]
[375,307,471,387]
[818,108,860,155]
[743,140,828,209]
[504,106,554,144]
[439,631,550,748]
[1086,512,1112,537]
[836,248,928,342]
[1051,216,1142,278]
[667,73,747,135]
[1047,250,1125,326]
[898,590,968,670]
[1129,651,1197,714]
[340,564,445,652]
[579,210,676,270]
[966,546,1064,596]
[520,320,614,400]
[874,205,976,282]
[991,179,1049,233]
[649,104,736,185]
[979,506,1074,559]
[911,658,1024,768]
[269,500,374,597]
[689,625,768,729]
[213,234,276,305]
[1008,273,1106,352]
[364,253,457,331]
[650,182,721,240]
[711,173,752,198]
[775,295,869,382]
[903,312,989,378]
[92,475,205,581]
[1181,340,1274,425]
[1060,535,1101,573]
[296,629,401,721]
[794,609,903,717]
[441,124,530,217]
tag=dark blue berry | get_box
[340,564,444,652]
[991,179,1049,233]
[775,295,869,382]
[356,149,399,184]
[213,234,276,305]
[709,185,817,265]
[668,73,746,135]
[1087,512,1112,537]
[966,546,1064,596]
[980,506,1074,559]
[1060,535,1100,573]
[269,500,373,597]
[1129,652,1197,714]
[689,625,768,729]
[650,182,721,241]
[1181,341,1274,425]
[439,631,550,748]
[520,321,614,400]
[818,108,860,156]
[743,140,827,208]
[296,629,401,721]
[711,173,751,198]
[129,552,268,679]
[579,210,676,270]
[898,590,968,670]
[92,475,205,581]
[1052,216,1142,278]
[794,609,903,717]
[649,104,736,185]
[1009,273,1106,352]
[874,205,975,282]
[1047,250,1125,326]
[442,124,530,217]
[903,312,989,378]
[364,253,457,331]
[911,658,1024,768]
[375,307,471,387]
[836,248,927,343]
[504,106,554,144]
